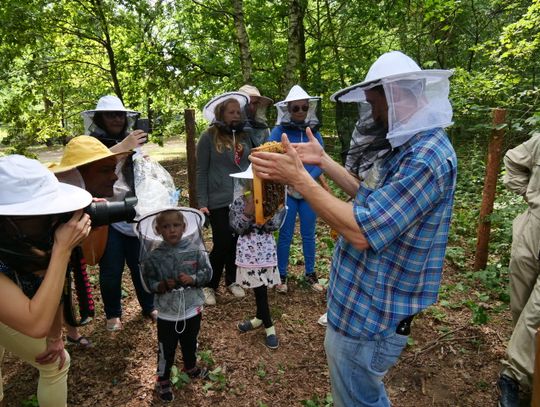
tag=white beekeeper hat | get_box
[202,92,249,123]
[330,51,453,148]
[0,155,92,215]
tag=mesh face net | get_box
[382,73,452,148]
[135,207,207,293]
[343,102,391,180]
[275,98,322,130]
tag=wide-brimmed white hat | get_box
[238,85,273,106]
[202,92,249,123]
[330,51,452,102]
[81,95,138,115]
[230,164,253,179]
[0,155,92,216]
[275,85,320,106]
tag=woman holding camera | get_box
[268,85,325,293]
[81,95,156,331]
[0,155,92,406]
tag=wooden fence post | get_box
[184,109,198,209]
[473,108,507,271]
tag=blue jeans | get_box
[99,226,154,319]
[324,325,408,407]
[277,195,316,278]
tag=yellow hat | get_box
[48,135,130,173]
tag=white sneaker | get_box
[203,287,216,305]
[228,283,245,298]
[317,312,328,327]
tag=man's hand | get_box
[291,127,325,166]
[177,273,194,286]
[36,337,66,369]
[250,133,307,187]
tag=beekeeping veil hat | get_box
[80,95,139,135]
[330,51,453,148]
[275,85,321,130]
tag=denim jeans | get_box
[324,325,408,407]
[277,195,316,278]
[99,226,154,318]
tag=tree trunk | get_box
[283,0,306,93]
[231,0,253,84]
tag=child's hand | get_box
[157,278,176,293]
[177,273,194,286]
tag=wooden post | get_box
[473,108,506,271]
[533,327,540,407]
[184,109,198,209]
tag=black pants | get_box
[254,286,273,328]
[208,206,237,289]
[156,314,201,380]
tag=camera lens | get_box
[84,197,138,227]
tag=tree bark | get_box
[231,0,253,84]
[283,0,306,93]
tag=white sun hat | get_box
[202,92,249,123]
[0,155,92,216]
[275,85,320,106]
[330,51,453,148]
[229,164,253,179]
[330,51,452,102]
[274,85,321,128]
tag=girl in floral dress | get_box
[229,165,285,349]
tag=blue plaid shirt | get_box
[327,128,457,338]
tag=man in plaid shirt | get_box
[251,51,456,407]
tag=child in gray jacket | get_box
[142,209,212,402]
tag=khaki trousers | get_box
[0,322,70,406]
[502,210,540,389]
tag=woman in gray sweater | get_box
[196,92,256,305]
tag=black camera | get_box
[84,196,138,227]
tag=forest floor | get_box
[3,138,526,406]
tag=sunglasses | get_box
[291,105,309,113]
[103,111,126,119]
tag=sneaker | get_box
[265,334,279,349]
[275,282,288,294]
[317,312,328,327]
[183,366,209,379]
[237,320,261,333]
[306,274,325,292]
[155,379,174,402]
[106,318,122,332]
[203,287,216,305]
[228,283,245,298]
[497,374,519,407]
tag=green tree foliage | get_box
[0,0,539,150]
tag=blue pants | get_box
[99,226,154,319]
[277,195,316,279]
[324,325,408,407]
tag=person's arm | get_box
[250,134,369,251]
[110,130,147,153]
[0,210,90,338]
[35,305,66,369]
[503,140,535,198]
